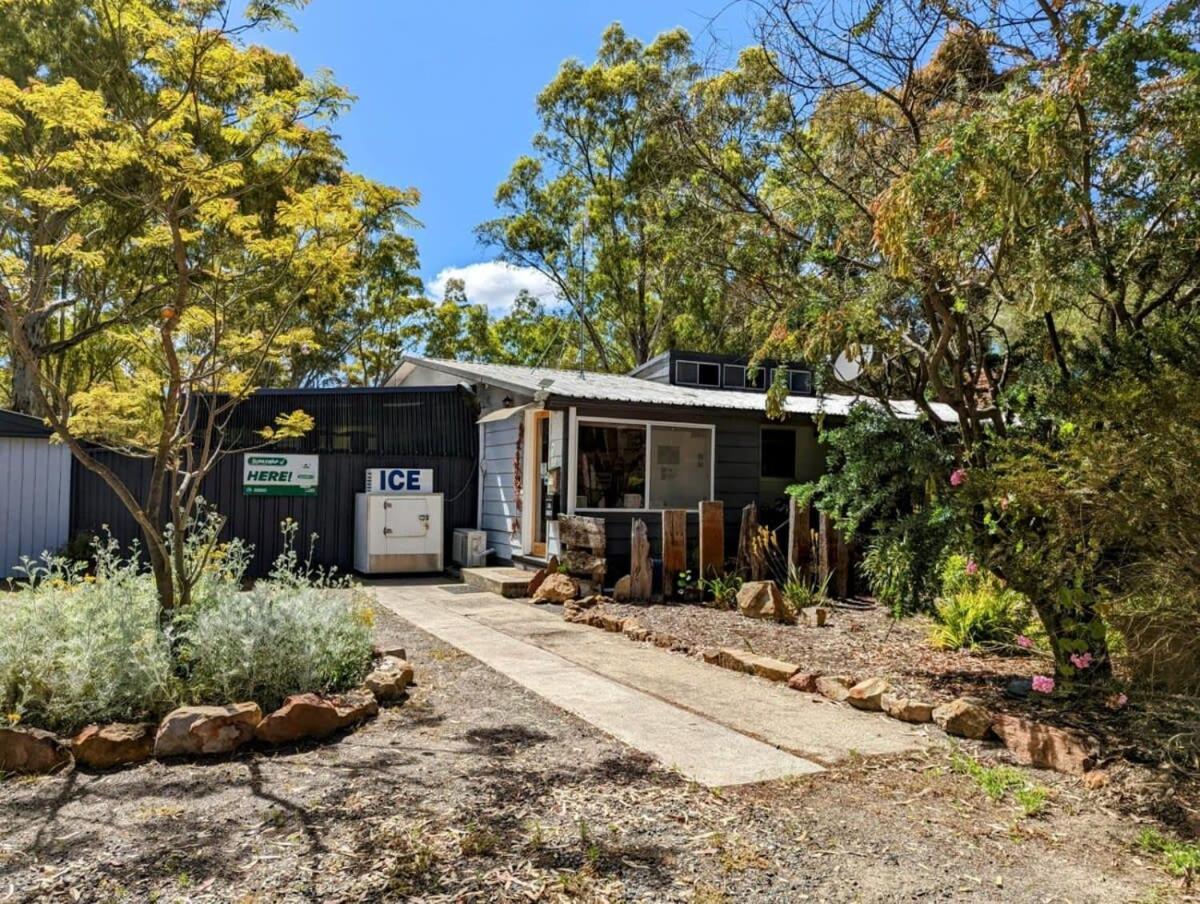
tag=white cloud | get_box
[427,261,560,314]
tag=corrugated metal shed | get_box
[391,356,959,422]
[69,386,480,577]
[0,409,71,577]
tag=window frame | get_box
[570,415,716,514]
[674,359,721,388]
[723,363,767,391]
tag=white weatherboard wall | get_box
[480,418,520,561]
[0,438,71,577]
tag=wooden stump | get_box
[836,530,851,599]
[818,511,835,589]
[787,496,811,577]
[629,518,652,602]
[662,510,687,598]
[736,503,762,580]
[699,500,724,580]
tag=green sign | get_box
[243,454,319,497]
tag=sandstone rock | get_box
[880,694,934,724]
[613,575,632,603]
[847,677,891,711]
[736,581,791,622]
[652,633,687,652]
[801,606,829,628]
[526,556,560,598]
[596,613,625,632]
[815,675,854,702]
[154,703,262,758]
[621,619,652,642]
[991,713,1096,775]
[716,649,800,682]
[576,595,608,609]
[255,691,378,745]
[1082,770,1111,790]
[329,689,380,725]
[701,648,723,665]
[373,644,407,661]
[787,672,822,693]
[364,656,415,702]
[0,726,73,774]
[932,698,992,740]
[533,572,579,603]
[71,722,154,769]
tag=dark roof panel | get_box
[0,409,52,438]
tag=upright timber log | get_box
[699,500,724,580]
[661,509,687,598]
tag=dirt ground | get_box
[0,603,1186,903]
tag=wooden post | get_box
[629,518,652,601]
[787,496,811,578]
[818,511,834,589]
[836,530,851,599]
[699,500,724,580]
[736,502,761,579]
[662,509,687,598]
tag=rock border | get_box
[1,656,414,776]
[559,600,1104,780]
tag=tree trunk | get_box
[10,311,51,415]
[1031,598,1113,681]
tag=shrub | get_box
[180,584,375,712]
[781,567,830,611]
[703,573,742,610]
[0,544,177,732]
[0,523,376,731]
[929,555,1030,651]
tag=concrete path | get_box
[372,583,932,786]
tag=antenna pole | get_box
[578,212,587,378]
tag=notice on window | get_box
[243,454,319,497]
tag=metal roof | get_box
[393,356,957,422]
[0,409,52,438]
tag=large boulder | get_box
[991,714,1097,775]
[0,726,73,774]
[255,691,378,745]
[364,656,414,702]
[932,698,992,740]
[736,581,791,622]
[154,703,262,758]
[847,677,891,712]
[880,694,934,724]
[533,573,579,603]
[71,723,155,769]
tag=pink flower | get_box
[950,468,967,487]
[1069,652,1093,670]
[965,559,980,576]
[1031,675,1055,694]
[1016,635,1034,649]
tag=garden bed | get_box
[596,598,1200,830]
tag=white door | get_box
[377,495,432,554]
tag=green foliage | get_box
[949,751,1050,818]
[799,405,957,615]
[929,555,1031,651]
[1137,829,1200,881]
[0,526,374,732]
[781,567,831,611]
[0,541,176,731]
[703,573,743,610]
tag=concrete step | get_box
[461,566,532,598]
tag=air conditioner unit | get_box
[354,492,444,574]
[452,528,488,568]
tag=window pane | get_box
[761,428,797,479]
[649,426,712,509]
[675,361,698,384]
[788,370,813,394]
[576,424,646,509]
[724,365,746,389]
[697,363,721,386]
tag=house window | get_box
[576,423,647,509]
[723,364,767,391]
[648,425,712,509]
[574,419,714,510]
[786,369,813,394]
[761,427,797,479]
[675,360,720,387]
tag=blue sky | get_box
[266,1,755,311]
